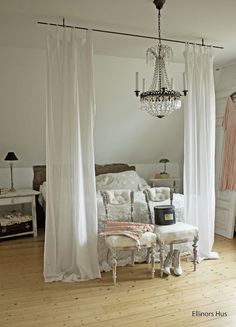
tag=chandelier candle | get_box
[183,72,186,90]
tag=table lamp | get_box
[159,158,169,175]
[4,152,18,192]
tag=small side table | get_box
[149,178,181,193]
[0,189,39,239]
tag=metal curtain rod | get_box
[37,20,224,50]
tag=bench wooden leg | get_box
[150,247,155,278]
[159,243,165,278]
[131,250,135,266]
[192,236,198,271]
[111,249,117,286]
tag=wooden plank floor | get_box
[0,231,236,327]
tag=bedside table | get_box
[149,178,181,193]
[0,189,40,239]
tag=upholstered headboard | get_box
[33,165,46,191]
[95,163,135,176]
[32,163,136,190]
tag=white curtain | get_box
[44,28,101,282]
[184,44,219,260]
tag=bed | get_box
[33,164,185,271]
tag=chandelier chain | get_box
[158,9,161,46]
[158,9,162,90]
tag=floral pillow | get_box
[96,170,147,191]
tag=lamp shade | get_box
[159,158,169,164]
[4,152,18,161]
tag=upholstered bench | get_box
[155,222,199,277]
[143,188,199,277]
[100,190,157,285]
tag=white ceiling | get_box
[0,0,235,65]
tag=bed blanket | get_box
[100,221,155,247]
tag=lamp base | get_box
[9,163,16,192]
[155,172,170,179]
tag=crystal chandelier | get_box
[135,0,187,118]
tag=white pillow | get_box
[104,190,131,205]
[96,170,142,191]
[145,187,170,202]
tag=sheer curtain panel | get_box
[184,45,219,260]
[44,28,101,282]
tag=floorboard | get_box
[0,231,236,327]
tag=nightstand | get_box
[149,178,181,193]
[0,189,40,239]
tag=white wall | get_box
[0,46,46,168]
[0,45,184,188]
[0,167,33,190]
[215,63,236,94]
[94,55,185,165]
